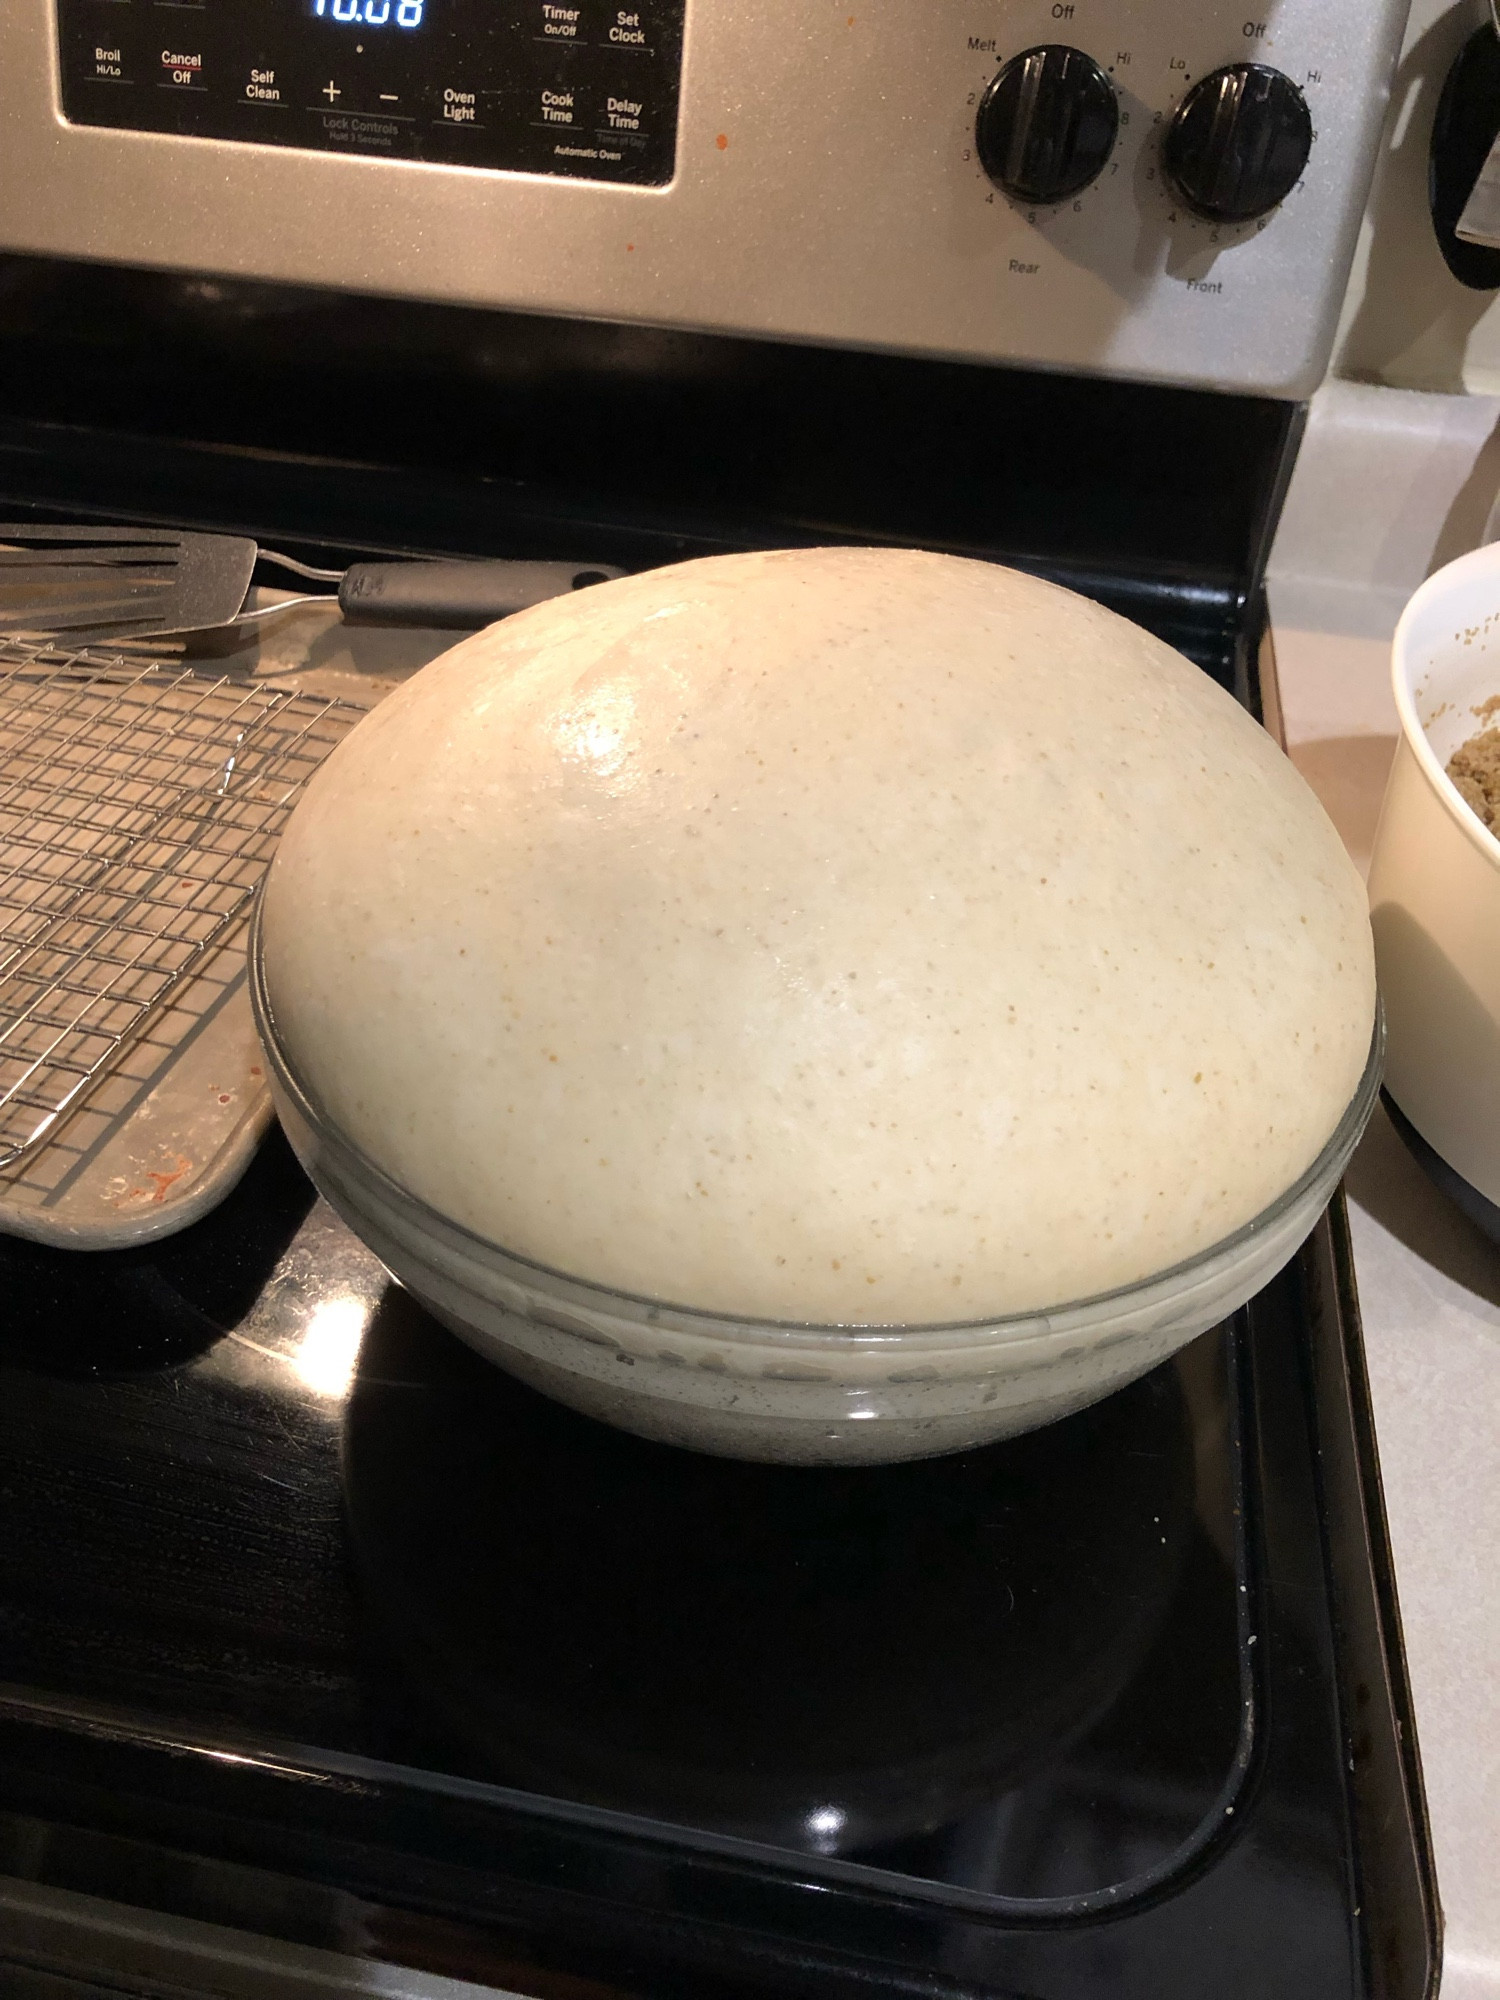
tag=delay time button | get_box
[601,90,646,133]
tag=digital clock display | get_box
[59,0,682,186]
[308,0,427,25]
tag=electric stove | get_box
[0,262,1439,1998]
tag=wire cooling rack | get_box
[0,638,362,1171]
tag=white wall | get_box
[1335,0,1500,391]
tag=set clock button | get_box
[974,44,1119,204]
[1162,63,1312,223]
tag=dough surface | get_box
[262,548,1375,1323]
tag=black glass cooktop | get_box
[0,275,1437,1998]
[0,1127,1248,1898]
[0,1130,1431,1999]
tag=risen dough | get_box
[262,548,1375,1323]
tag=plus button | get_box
[323,79,341,101]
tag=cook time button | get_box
[535,82,578,127]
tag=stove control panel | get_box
[0,0,1411,397]
[54,0,684,184]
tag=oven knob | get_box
[974,45,1119,204]
[1162,64,1313,223]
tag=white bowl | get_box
[250,906,1380,1465]
[1370,543,1500,1214]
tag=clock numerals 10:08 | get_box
[309,0,427,27]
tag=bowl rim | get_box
[1391,542,1500,871]
[249,895,1383,1343]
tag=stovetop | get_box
[0,258,1439,2000]
[3,1127,1250,1904]
[0,1122,1432,1999]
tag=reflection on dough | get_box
[262,548,1375,1324]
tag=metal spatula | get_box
[0,523,623,645]
[0,525,259,640]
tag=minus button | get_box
[379,92,400,101]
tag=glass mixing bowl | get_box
[249,902,1382,1465]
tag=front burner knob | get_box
[1162,64,1312,223]
[975,45,1119,204]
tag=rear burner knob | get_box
[1162,64,1312,223]
[975,45,1119,204]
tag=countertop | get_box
[1272,575,1500,1995]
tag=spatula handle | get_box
[338,559,623,629]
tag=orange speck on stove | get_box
[715,132,729,150]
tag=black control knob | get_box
[1162,64,1312,223]
[975,46,1119,204]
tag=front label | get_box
[56,0,684,185]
